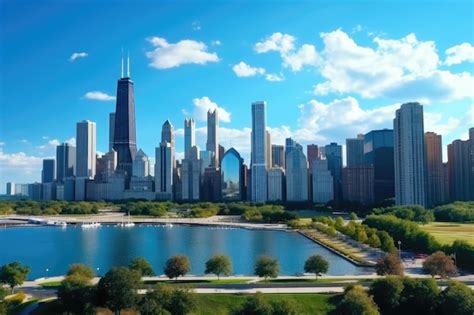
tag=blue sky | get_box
[0,0,473,192]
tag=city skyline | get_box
[1,1,474,192]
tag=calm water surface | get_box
[0,225,372,279]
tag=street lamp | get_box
[398,241,402,259]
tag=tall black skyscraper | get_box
[113,56,137,186]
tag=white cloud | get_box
[65,137,76,146]
[0,142,5,146]
[191,97,231,123]
[69,52,88,62]
[146,37,219,69]
[424,112,461,136]
[444,43,474,65]
[232,61,284,82]
[232,61,265,77]
[255,32,319,71]
[313,29,473,102]
[211,40,221,46]
[20,139,29,144]
[84,91,116,101]
[37,139,61,150]
[192,21,201,31]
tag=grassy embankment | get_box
[420,222,474,246]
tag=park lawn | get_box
[259,278,372,285]
[190,293,339,315]
[144,278,251,285]
[420,222,474,246]
[39,281,62,288]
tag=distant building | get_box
[207,110,219,167]
[271,145,285,168]
[342,166,374,205]
[425,132,445,206]
[312,159,334,203]
[346,134,365,167]
[394,102,426,206]
[130,176,154,192]
[132,149,150,177]
[184,118,196,160]
[202,167,221,201]
[285,139,308,202]
[200,150,212,174]
[364,129,395,203]
[221,148,244,201]
[56,143,76,182]
[109,112,115,152]
[95,150,117,182]
[448,137,473,201]
[42,159,56,183]
[28,183,42,201]
[219,144,225,167]
[155,120,175,200]
[267,167,284,202]
[76,120,96,178]
[6,182,15,196]
[307,144,319,172]
[182,146,201,201]
[251,101,267,202]
[42,182,56,201]
[266,131,272,168]
[15,184,29,196]
[325,142,343,201]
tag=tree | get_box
[97,267,141,315]
[0,262,30,293]
[350,212,358,220]
[270,299,297,315]
[138,284,173,315]
[437,281,474,315]
[167,287,197,315]
[377,231,396,253]
[367,234,381,248]
[335,285,380,315]
[422,251,457,278]
[375,253,404,276]
[164,255,190,280]
[254,256,279,282]
[129,257,155,277]
[232,292,273,315]
[67,263,95,280]
[369,276,404,315]
[399,278,440,314]
[304,255,329,279]
[205,255,232,280]
[58,274,96,315]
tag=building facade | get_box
[76,120,96,178]
[206,110,219,167]
[312,159,334,203]
[425,132,445,206]
[324,142,343,201]
[285,140,308,202]
[271,145,285,168]
[251,101,267,202]
[42,159,56,183]
[221,148,244,201]
[342,166,374,205]
[267,167,284,201]
[346,134,365,167]
[56,143,76,182]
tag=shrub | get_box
[375,253,404,276]
[336,285,380,315]
[422,251,457,278]
[369,276,404,315]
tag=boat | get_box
[164,223,173,228]
[117,212,135,227]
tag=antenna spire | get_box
[127,52,130,77]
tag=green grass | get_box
[39,281,62,288]
[190,293,339,315]
[420,222,474,246]
[143,278,251,285]
[259,278,372,285]
[33,293,339,315]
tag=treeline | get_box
[433,202,474,222]
[0,200,110,215]
[364,214,474,271]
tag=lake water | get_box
[0,225,372,279]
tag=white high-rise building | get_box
[6,182,15,195]
[182,146,201,200]
[312,159,334,203]
[394,102,426,206]
[76,120,96,178]
[155,120,175,200]
[184,118,196,160]
[132,149,150,177]
[251,101,267,202]
[267,167,284,201]
[109,112,115,152]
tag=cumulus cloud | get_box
[69,52,88,62]
[146,37,219,69]
[232,61,284,82]
[84,91,115,101]
[444,43,474,65]
[255,32,319,71]
[37,139,61,150]
[313,30,473,102]
[191,97,231,123]
[232,61,265,77]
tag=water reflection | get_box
[0,225,372,279]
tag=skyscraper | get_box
[182,145,201,201]
[285,139,308,202]
[267,167,284,201]
[184,118,196,160]
[251,101,267,202]
[342,165,374,205]
[271,145,285,168]
[394,102,426,206]
[425,132,445,206]
[325,142,343,201]
[364,129,395,202]
[76,120,96,178]
[42,159,56,183]
[56,142,76,182]
[221,148,244,201]
[132,149,150,177]
[206,109,219,167]
[307,144,319,172]
[312,159,334,203]
[155,121,175,200]
[448,137,472,201]
[109,112,115,152]
[113,57,137,184]
[346,134,365,167]
[266,131,272,168]
[6,182,15,196]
